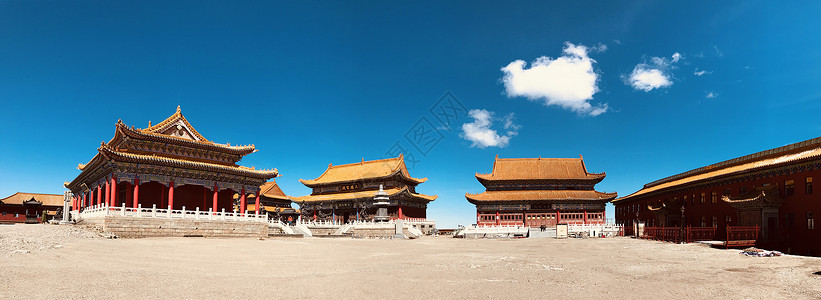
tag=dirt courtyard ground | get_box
[1,224,820,299]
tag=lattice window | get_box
[785,180,795,196]
[806,177,813,195]
[808,212,815,230]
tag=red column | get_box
[557,210,561,224]
[83,192,88,209]
[212,184,219,212]
[255,191,260,215]
[583,211,588,224]
[96,185,102,206]
[132,177,140,208]
[476,212,480,224]
[496,211,500,225]
[313,210,317,221]
[110,177,117,207]
[398,205,404,219]
[104,180,110,207]
[240,188,246,214]
[168,181,175,209]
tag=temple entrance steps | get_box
[455,225,529,238]
[527,227,557,238]
[268,221,295,235]
[333,224,353,235]
[406,225,424,238]
[292,223,313,237]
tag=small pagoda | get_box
[65,106,279,215]
[295,154,436,223]
[466,155,616,227]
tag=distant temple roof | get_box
[299,154,426,186]
[475,155,605,184]
[259,180,290,201]
[294,186,436,203]
[0,192,63,207]
[614,136,821,203]
[466,190,616,203]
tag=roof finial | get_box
[148,121,152,127]
[361,157,365,164]
[495,154,499,160]
[176,105,181,113]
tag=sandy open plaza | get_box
[2,224,820,299]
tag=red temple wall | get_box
[614,168,821,256]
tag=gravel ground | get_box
[1,224,820,299]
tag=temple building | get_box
[466,155,616,227]
[613,136,821,256]
[65,107,279,215]
[256,180,300,224]
[295,155,436,223]
[1,192,64,223]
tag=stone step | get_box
[528,228,557,238]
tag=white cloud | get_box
[590,43,608,53]
[461,109,519,148]
[694,68,711,76]
[626,52,681,92]
[501,42,608,116]
[714,45,724,57]
[706,91,718,98]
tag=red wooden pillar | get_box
[557,210,562,224]
[255,191,260,215]
[495,211,500,225]
[476,212,480,224]
[398,205,404,219]
[583,211,588,224]
[104,180,110,207]
[240,188,246,214]
[110,177,117,207]
[132,177,140,208]
[212,184,219,212]
[313,210,317,221]
[168,181,175,209]
[96,184,102,206]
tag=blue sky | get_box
[1,1,820,228]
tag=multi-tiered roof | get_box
[466,156,616,204]
[295,154,436,202]
[66,106,277,192]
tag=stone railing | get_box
[78,204,268,223]
[567,223,624,237]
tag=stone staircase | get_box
[528,228,557,238]
[292,223,313,237]
[333,224,353,235]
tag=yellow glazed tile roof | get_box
[476,155,605,181]
[294,186,437,202]
[614,136,821,203]
[299,155,426,186]
[259,180,290,200]
[0,192,64,207]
